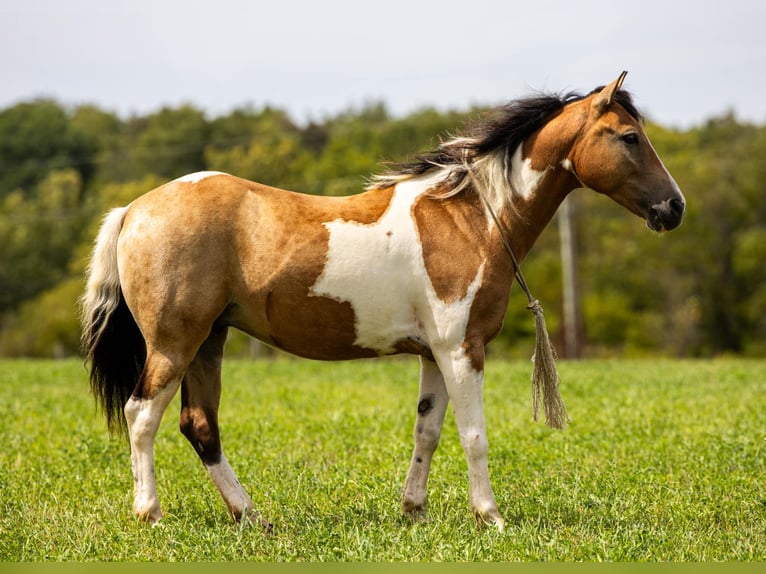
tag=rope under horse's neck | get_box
[477,188,569,429]
[477,192,537,308]
[478,156,586,304]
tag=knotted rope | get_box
[479,193,570,429]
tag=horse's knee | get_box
[124,395,141,428]
[458,427,489,463]
[415,421,442,452]
[180,407,221,465]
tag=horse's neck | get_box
[496,106,585,261]
[497,160,578,264]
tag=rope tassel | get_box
[528,300,569,429]
[477,188,570,429]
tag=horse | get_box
[81,72,685,531]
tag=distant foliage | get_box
[0,99,764,357]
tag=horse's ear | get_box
[591,70,628,114]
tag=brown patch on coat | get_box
[521,104,585,174]
[412,184,519,372]
[179,402,221,465]
[222,179,396,360]
[412,190,488,304]
[460,229,517,373]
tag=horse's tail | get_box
[80,206,146,436]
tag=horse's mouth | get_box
[646,214,667,233]
[646,198,685,232]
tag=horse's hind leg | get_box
[402,357,449,520]
[124,350,186,524]
[179,326,266,528]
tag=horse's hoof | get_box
[135,506,163,526]
[257,516,274,534]
[474,508,505,532]
[145,512,163,526]
[236,508,273,534]
[402,499,428,523]
[491,515,505,532]
[403,508,428,524]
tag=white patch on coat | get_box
[310,178,485,355]
[509,145,546,199]
[561,158,588,188]
[174,171,228,184]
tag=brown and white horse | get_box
[81,72,685,531]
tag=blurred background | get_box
[1,0,764,359]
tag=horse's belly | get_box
[240,280,421,361]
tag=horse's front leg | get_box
[436,346,504,530]
[402,356,449,520]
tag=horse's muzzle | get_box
[647,197,685,232]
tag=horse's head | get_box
[569,72,685,232]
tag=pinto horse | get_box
[81,72,685,531]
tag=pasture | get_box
[1,357,764,561]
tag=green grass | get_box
[0,357,764,561]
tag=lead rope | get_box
[478,192,570,429]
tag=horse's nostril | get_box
[669,197,685,216]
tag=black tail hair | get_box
[85,294,146,437]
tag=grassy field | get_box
[0,357,764,561]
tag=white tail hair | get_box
[80,207,128,356]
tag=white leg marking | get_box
[124,383,179,524]
[436,349,504,530]
[402,357,449,516]
[206,453,254,520]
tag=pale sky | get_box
[1,0,764,128]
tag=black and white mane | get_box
[369,88,641,210]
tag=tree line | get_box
[0,98,764,358]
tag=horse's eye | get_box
[621,133,639,146]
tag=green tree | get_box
[678,115,766,354]
[1,97,765,359]
[733,227,766,354]
[134,105,208,179]
[0,169,86,312]
[206,107,312,191]
[69,104,126,186]
[0,100,96,198]
[0,277,83,357]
